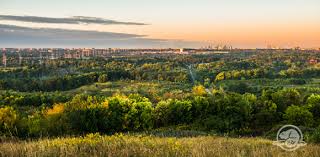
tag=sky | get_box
[0,0,319,48]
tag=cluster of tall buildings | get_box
[201,44,233,50]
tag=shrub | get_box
[309,125,320,143]
[0,106,18,135]
[202,115,225,132]
[226,82,252,94]
[44,113,69,136]
[153,100,171,127]
[63,95,108,134]
[198,93,253,132]
[168,99,193,125]
[192,96,210,119]
[271,88,301,113]
[127,94,154,130]
[65,106,109,134]
[26,114,47,137]
[192,85,207,96]
[251,100,278,132]
[105,94,153,132]
[284,105,314,127]
[290,79,306,85]
[306,94,320,122]
[98,74,108,83]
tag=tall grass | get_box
[1,133,320,157]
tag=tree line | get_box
[1,87,320,142]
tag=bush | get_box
[105,94,153,132]
[0,106,18,135]
[226,82,252,94]
[127,94,154,130]
[217,94,253,132]
[284,105,314,127]
[290,79,306,85]
[198,93,253,132]
[62,95,108,134]
[98,74,108,83]
[306,94,320,122]
[65,106,109,134]
[202,115,226,132]
[251,100,278,133]
[44,113,69,136]
[192,96,210,119]
[25,114,47,137]
[153,100,170,127]
[168,99,193,125]
[271,88,301,113]
[192,85,207,96]
[309,125,320,143]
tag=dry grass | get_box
[1,133,320,157]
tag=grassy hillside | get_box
[1,134,320,157]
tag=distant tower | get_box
[50,52,55,59]
[18,52,22,65]
[82,50,85,58]
[39,52,43,64]
[2,52,7,67]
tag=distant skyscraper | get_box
[2,52,7,67]
[51,52,55,59]
[18,52,22,65]
[39,52,43,64]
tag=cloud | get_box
[0,15,148,25]
[0,15,205,48]
[0,24,145,39]
[0,24,168,48]
[0,24,203,48]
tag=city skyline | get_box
[0,0,319,48]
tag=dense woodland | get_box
[1,50,320,142]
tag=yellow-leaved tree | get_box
[0,106,17,133]
[192,85,206,96]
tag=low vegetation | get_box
[1,133,320,157]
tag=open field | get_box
[1,134,320,157]
[67,81,190,95]
[65,80,191,102]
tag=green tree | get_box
[252,100,278,132]
[306,94,320,122]
[127,94,154,130]
[204,78,211,88]
[105,94,153,132]
[63,95,109,134]
[284,105,313,127]
[153,100,170,127]
[166,99,193,125]
[98,74,108,83]
[203,93,253,132]
[271,88,301,113]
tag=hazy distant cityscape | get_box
[1,46,318,67]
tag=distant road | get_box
[185,64,212,95]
